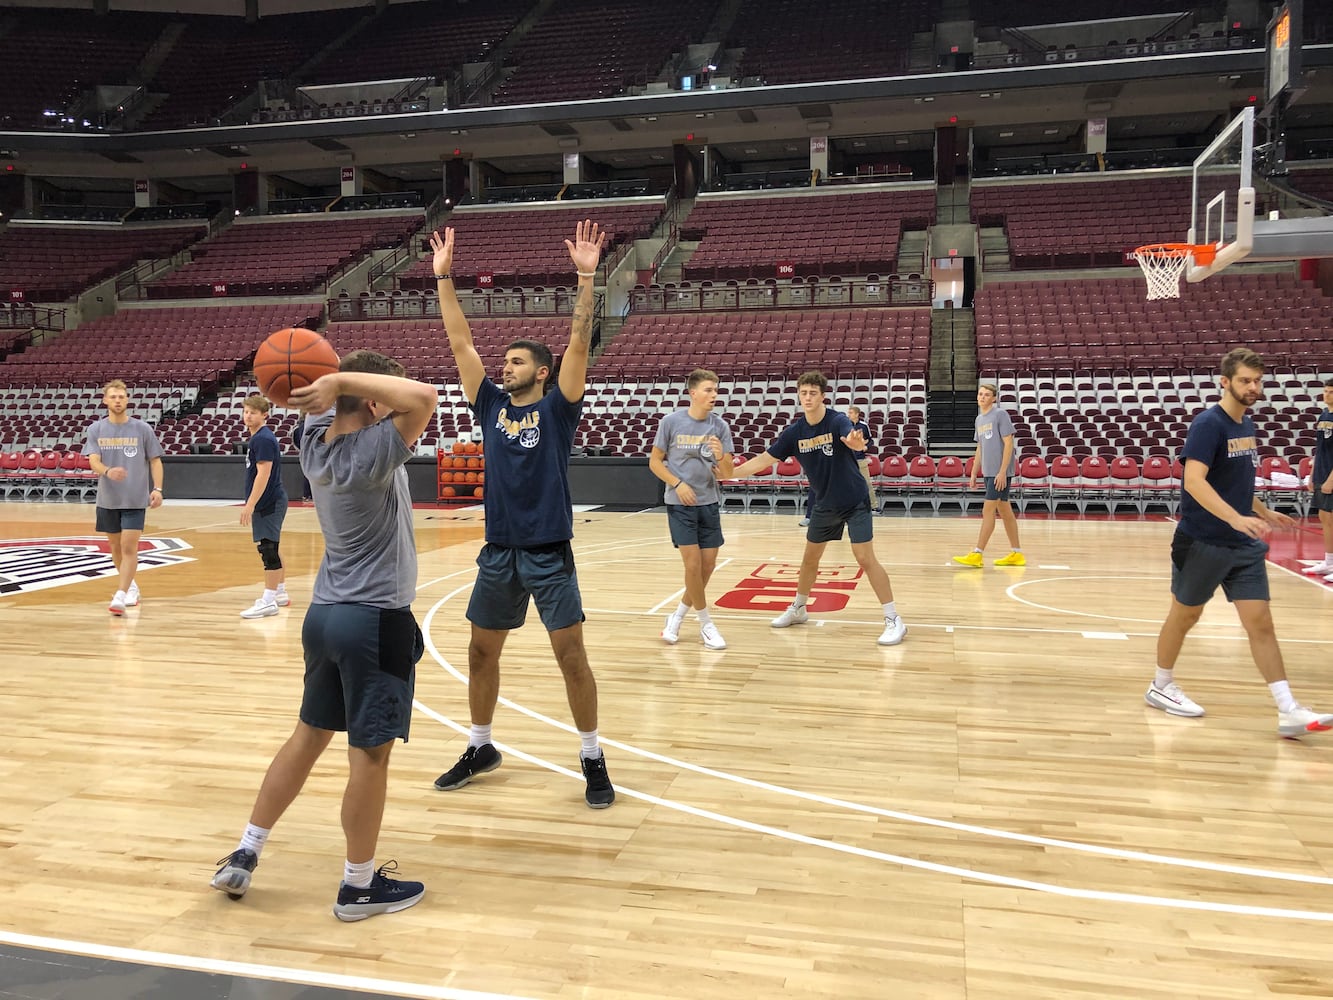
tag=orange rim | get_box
[1133,242,1217,267]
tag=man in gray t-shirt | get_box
[953,383,1025,569]
[649,368,735,650]
[83,379,164,616]
[212,349,438,923]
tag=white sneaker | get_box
[108,591,126,616]
[1301,561,1333,575]
[661,614,682,644]
[1144,681,1205,718]
[1278,706,1333,739]
[700,622,727,650]
[798,517,810,527]
[241,598,279,619]
[771,604,809,628]
[275,590,291,607]
[877,615,907,646]
[125,583,140,607]
[1324,570,1333,583]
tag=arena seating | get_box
[0,303,310,390]
[975,273,1333,371]
[0,225,205,302]
[972,176,1195,269]
[490,0,714,106]
[305,0,530,87]
[729,0,931,84]
[396,203,664,290]
[0,8,163,130]
[680,189,935,282]
[144,215,421,298]
[137,10,363,129]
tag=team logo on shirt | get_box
[0,536,193,595]
[496,406,541,448]
[122,445,139,458]
[1226,435,1258,459]
[798,432,834,457]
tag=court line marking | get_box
[1005,574,1247,627]
[0,931,535,1000]
[416,588,1333,895]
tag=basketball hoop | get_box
[1131,243,1218,300]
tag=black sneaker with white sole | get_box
[433,743,502,790]
[333,861,424,922]
[581,753,615,809]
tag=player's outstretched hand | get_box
[429,228,454,278]
[565,219,606,275]
[1232,515,1273,539]
[841,428,866,451]
[1260,508,1298,531]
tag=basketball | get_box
[253,328,340,407]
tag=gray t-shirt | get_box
[974,406,1016,477]
[84,416,164,509]
[301,412,416,609]
[652,408,734,506]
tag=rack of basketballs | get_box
[436,439,484,503]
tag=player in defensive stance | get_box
[726,371,906,646]
[1144,348,1332,738]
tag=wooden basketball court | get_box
[3,500,1333,998]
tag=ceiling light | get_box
[999,130,1014,138]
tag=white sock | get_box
[1269,680,1298,714]
[882,601,897,619]
[579,729,601,759]
[262,588,277,603]
[276,583,288,594]
[673,601,689,619]
[239,822,270,857]
[468,723,492,748]
[343,858,375,889]
[697,607,713,626]
[1154,667,1174,689]
[1326,552,1333,565]
[792,594,808,609]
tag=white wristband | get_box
[577,271,596,278]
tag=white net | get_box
[1132,245,1192,300]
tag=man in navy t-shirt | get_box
[728,371,907,647]
[1144,348,1331,739]
[239,394,290,618]
[428,219,616,809]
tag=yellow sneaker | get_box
[952,551,984,568]
[994,551,1026,567]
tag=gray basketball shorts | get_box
[250,495,288,543]
[1170,532,1270,606]
[667,502,724,549]
[467,541,585,632]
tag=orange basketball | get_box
[463,441,478,455]
[253,328,339,407]
[452,441,466,454]
[441,486,456,498]
[473,486,484,498]
[466,457,481,469]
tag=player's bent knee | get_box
[256,537,283,571]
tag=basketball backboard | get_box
[1184,106,1256,283]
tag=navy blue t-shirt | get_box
[245,426,286,515]
[1178,404,1258,546]
[849,419,871,459]
[471,378,582,547]
[1314,407,1333,485]
[768,408,868,509]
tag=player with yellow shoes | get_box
[952,383,1025,569]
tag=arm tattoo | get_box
[570,284,594,347]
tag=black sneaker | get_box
[433,743,502,790]
[581,753,615,809]
[332,861,424,922]
[210,848,258,899]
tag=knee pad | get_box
[256,537,283,571]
